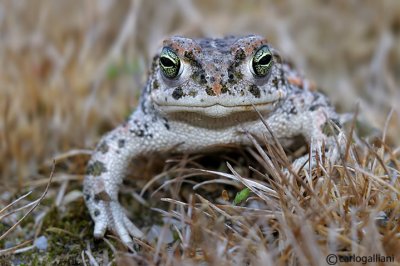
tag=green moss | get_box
[38,200,113,264]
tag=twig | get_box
[0,160,55,242]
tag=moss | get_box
[37,200,113,264]
[0,255,12,266]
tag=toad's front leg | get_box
[265,90,345,173]
[83,111,174,247]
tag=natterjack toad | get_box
[83,35,344,247]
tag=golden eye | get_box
[159,47,181,79]
[251,46,273,77]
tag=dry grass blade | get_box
[195,169,278,197]
[0,200,37,221]
[0,191,32,217]
[0,240,33,256]
[0,160,55,244]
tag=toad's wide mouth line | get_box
[154,102,275,109]
[154,102,277,117]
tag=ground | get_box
[0,0,399,265]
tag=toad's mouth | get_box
[154,102,278,118]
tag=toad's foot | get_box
[288,132,347,176]
[91,198,144,247]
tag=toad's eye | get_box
[159,47,181,79]
[251,46,273,77]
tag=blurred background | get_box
[0,0,399,188]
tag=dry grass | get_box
[0,0,399,265]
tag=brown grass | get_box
[0,0,399,265]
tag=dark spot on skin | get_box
[280,77,286,86]
[150,55,159,74]
[200,99,204,102]
[86,161,107,176]
[135,129,144,137]
[272,77,279,89]
[94,209,100,217]
[206,86,216,96]
[184,51,201,68]
[184,51,207,85]
[172,87,184,100]
[227,65,237,84]
[309,104,323,111]
[94,190,111,203]
[188,90,198,97]
[118,139,125,148]
[84,194,91,201]
[221,83,229,94]
[235,71,243,80]
[94,195,100,202]
[192,70,207,85]
[331,118,342,128]
[227,48,246,84]
[249,85,261,98]
[152,80,159,90]
[98,141,109,154]
[234,48,246,66]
